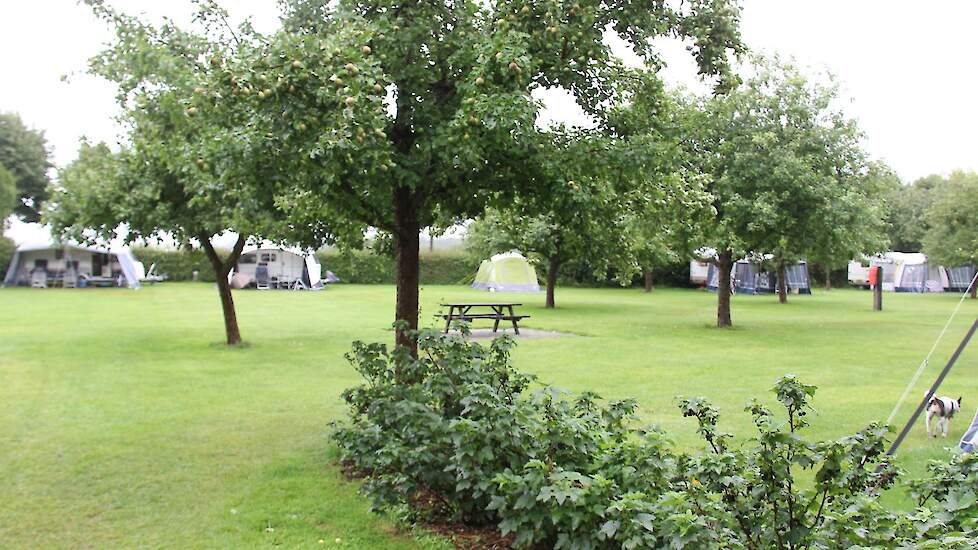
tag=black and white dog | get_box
[925,395,962,438]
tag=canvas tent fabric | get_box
[947,265,976,293]
[887,252,949,293]
[706,259,810,295]
[961,407,978,454]
[3,241,142,289]
[849,253,952,292]
[229,247,325,290]
[471,252,540,292]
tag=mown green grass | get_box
[1,283,976,548]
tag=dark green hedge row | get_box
[316,249,476,285]
[129,247,478,285]
[131,246,219,282]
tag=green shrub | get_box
[0,235,15,278]
[333,331,978,548]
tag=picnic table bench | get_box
[441,302,529,335]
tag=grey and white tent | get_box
[961,408,978,454]
[946,265,976,293]
[706,258,810,295]
[229,247,325,290]
[848,253,951,292]
[3,241,143,289]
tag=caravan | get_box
[229,247,327,290]
[3,241,143,289]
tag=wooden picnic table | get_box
[441,302,528,335]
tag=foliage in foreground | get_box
[334,331,978,549]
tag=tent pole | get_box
[883,316,978,461]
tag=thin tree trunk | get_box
[644,268,653,293]
[394,188,421,353]
[717,249,733,328]
[777,261,788,304]
[970,276,977,299]
[200,234,247,346]
[545,255,560,309]
[429,233,434,252]
[823,265,832,291]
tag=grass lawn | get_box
[2,282,977,548]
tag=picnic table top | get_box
[441,302,523,308]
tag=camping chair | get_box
[255,265,271,290]
[30,269,47,288]
[63,267,78,288]
[290,279,307,291]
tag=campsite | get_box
[4,0,978,548]
[2,283,977,548]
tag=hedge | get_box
[127,246,695,288]
[317,249,475,285]
[131,246,219,282]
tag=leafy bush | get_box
[0,235,15,278]
[333,332,978,548]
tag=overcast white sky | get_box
[3,1,977,244]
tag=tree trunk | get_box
[545,255,560,309]
[394,188,421,352]
[717,249,733,328]
[200,234,247,346]
[777,261,788,304]
[970,276,977,299]
[643,268,653,293]
[215,275,241,345]
[823,265,832,291]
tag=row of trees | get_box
[466,59,893,325]
[46,0,744,347]
[34,0,978,346]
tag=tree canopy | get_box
[0,111,52,221]
[923,171,978,269]
[240,0,744,348]
[678,58,882,322]
[885,174,943,253]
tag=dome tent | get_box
[471,252,540,292]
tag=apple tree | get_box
[253,0,744,347]
[465,129,658,308]
[49,2,385,345]
[677,58,881,322]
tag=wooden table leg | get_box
[444,305,454,333]
[508,305,520,335]
[492,306,501,333]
